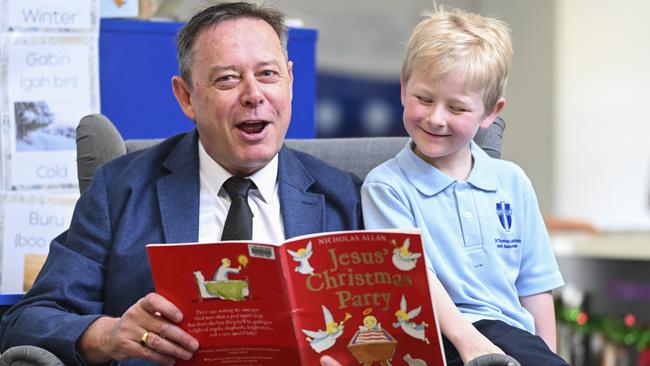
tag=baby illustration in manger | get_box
[193,255,250,301]
[347,309,398,366]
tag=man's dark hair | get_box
[176,1,288,88]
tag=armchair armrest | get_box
[0,345,64,366]
[464,353,520,366]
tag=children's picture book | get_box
[147,229,446,366]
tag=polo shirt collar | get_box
[396,140,498,196]
[466,140,498,192]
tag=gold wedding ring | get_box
[139,331,150,347]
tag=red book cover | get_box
[147,229,446,366]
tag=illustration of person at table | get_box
[213,257,241,281]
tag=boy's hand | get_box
[320,355,342,366]
[457,329,505,364]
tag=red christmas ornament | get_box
[576,312,588,326]
[624,313,636,327]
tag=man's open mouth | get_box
[237,120,270,134]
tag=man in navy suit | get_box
[0,3,360,365]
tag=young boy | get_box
[361,8,568,366]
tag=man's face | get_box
[173,18,293,176]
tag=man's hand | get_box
[79,293,199,365]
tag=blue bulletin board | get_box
[99,19,317,139]
[0,294,23,315]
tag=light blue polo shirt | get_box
[361,141,564,334]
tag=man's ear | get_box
[287,60,294,101]
[400,76,406,107]
[172,75,195,121]
[480,98,506,128]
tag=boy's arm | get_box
[520,291,556,351]
[362,180,504,363]
[515,173,562,352]
[426,268,505,363]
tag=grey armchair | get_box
[0,346,63,366]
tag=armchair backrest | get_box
[77,114,161,192]
[76,114,504,194]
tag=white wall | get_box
[476,0,555,214]
[555,0,650,230]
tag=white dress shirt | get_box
[197,141,285,244]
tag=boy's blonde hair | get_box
[401,7,513,111]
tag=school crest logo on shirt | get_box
[496,201,512,232]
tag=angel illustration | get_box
[302,305,352,353]
[391,238,422,271]
[287,241,315,275]
[393,295,429,344]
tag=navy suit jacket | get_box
[0,130,362,365]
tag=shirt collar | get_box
[396,140,498,196]
[198,140,278,202]
[466,140,498,191]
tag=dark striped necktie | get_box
[221,176,255,241]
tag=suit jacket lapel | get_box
[157,131,200,243]
[278,146,325,238]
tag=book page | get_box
[280,230,445,366]
[147,242,300,366]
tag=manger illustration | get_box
[347,310,398,366]
[193,255,250,301]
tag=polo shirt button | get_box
[464,211,473,219]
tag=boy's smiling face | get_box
[401,66,504,177]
